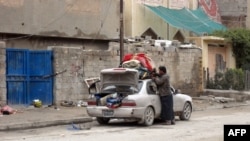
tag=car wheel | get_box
[179,102,192,120]
[142,106,155,126]
[96,117,110,125]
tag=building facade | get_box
[0,0,120,50]
[124,0,197,42]
[187,36,236,88]
[217,0,247,28]
[0,0,235,106]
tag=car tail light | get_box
[87,99,96,105]
[121,100,136,106]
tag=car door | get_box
[171,87,182,111]
[146,81,161,117]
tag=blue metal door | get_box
[6,49,53,105]
[6,49,28,105]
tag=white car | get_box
[86,68,192,126]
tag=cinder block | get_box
[0,88,7,100]
[101,50,112,56]
[0,42,6,48]
[0,48,6,55]
[156,46,164,52]
[82,50,94,55]
[0,67,6,75]
[134,47,145,53]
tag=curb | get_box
[193,102,250,111]
[0,117,93,131]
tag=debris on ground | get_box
[60,100,88,107]
[214,97,235,103]
[0,105,17,115]
[77,100,88,107]
[192,95,248,111]
[60,100,76,107]
[69,122,92,130]
[33,99,42,108]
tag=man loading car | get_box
[152,66,175,125]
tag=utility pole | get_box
[120,0,124,64]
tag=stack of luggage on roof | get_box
[121,53,155,79]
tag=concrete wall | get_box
[51,46,118,104]
[3,35,109,50]
[217,0,247,28]
[0,42,6,105]
[0,40,202,105]
[0,0,120,40]
[51,42,202,105]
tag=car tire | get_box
[141,106,155,126]
[179,102,192,120]
[96,117,110,125]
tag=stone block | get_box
[68,48,81,54]
[134,47,145,53]
[101,50,112,56]
[0,48,6,55]
[0,55,5,62]
[156,46,164,52]
[55,82,63,90]
[0,42,6,48]
[0,88,7,101]
[82,50,93,56]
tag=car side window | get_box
[146,81,157,95]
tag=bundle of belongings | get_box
[95,93,123,109]
[121,53,155,79]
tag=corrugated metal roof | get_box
[145,5,227,36]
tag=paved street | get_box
[1,104,250,141]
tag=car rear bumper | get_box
[86,106,146,119]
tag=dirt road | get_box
[1,102,250,141]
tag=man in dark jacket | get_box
[152,66,175,125]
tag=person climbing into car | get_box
[152,66,175,125]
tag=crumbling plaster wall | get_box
[52,42,202,104]
[0,41,202,105]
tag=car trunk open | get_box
[100,68,138,89]
[88,68,139,109]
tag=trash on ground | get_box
[33,99,42,108]
[0,105,17,115]
[68,123,92,130]
[77,100,88,107]
[60,100,76,107]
